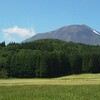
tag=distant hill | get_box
[24,24,100,45]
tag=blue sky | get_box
[0,0,100,44]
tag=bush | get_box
[0,69,8,78]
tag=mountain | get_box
[24,24,100,45]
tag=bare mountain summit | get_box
[24,25,100,45]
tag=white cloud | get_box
[4,33,15,41]
[2,26,36,42]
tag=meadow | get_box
[0,74,100,100]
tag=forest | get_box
[0,39,100,78]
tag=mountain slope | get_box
[24,25,100,45]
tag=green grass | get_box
[0,74,100,86]
[0,85,100,100]
[0,74,100,100]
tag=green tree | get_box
[70,53,82,74]
[0,69,8,78]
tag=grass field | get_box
[0,74,100,100]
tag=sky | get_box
[0,0,100,44]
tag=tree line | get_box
[0,39,100,78]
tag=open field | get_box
[0,85,100,100]
[0,74,100,86]
[0,74,100,100]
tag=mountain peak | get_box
[62,24,91,30]
[23,24,100,45]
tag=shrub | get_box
[0,69,8,78]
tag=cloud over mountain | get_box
[2,26,36,42]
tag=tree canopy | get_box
[0,39,100,78]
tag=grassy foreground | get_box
[0,74,100,100]
[0,85,100,100]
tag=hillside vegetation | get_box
[0,39,100,78]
